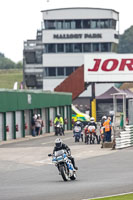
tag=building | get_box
[23,7,119,91]
[96,86,133,121]
[0,90,72,141]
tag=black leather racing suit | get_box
[53,143,77,170]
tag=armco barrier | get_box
[115,125,133,149]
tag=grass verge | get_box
[90,193,133,200]
[0,69,23,89]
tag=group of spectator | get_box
[31,114,44,137]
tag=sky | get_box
[0,0,132,63]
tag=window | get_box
[57,44,64,52]
[93,43,99,52]
[56,21,63,29]
[25,52,36,64]
[83,43,91,52]
[97,20,101,28]
[104,19,109,28]
[71,21,76,29]
[66,44,73,52]
[43,45,47,53]
[48,44,56,53]
[100,20,105,28]
[73,43,82,52]
[75,20,82,29]
[57,67,64,76]
[83,20,91,28]
[66,67,74,76]
[35,50,42,64]
[44,68,48,76]
[101,43,109,52]
[99,19,110,28]
[114,34,119,39]
[44,19,117,30]
[44,42,115,53]
[48,67,56,76]
[64,20,71,29]
[45,20,56,29]
[112,19,116,29]
[91,20,97,28]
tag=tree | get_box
[0,56,16,69]
[16,61,23,69]
[118,26,133,53]
[0,52,22,69]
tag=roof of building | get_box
[120,83,133,90]
[96,86,133,99]
[41,7,119,14]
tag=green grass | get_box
[90,193,133,200]
[0,69,23,89]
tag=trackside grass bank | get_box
[89,193,133,200]
[0,69,23,89]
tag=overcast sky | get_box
[0,0,132,63]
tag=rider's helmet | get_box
[90,117,95,122]
[55,138,62,148]
[102,116,107,120]
[57,114,60,118]
[76,120,81,126]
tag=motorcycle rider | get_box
[53,138,78,170]
[73,120,84,141]
[74,120,84,129]
[88,117,97,128]
[54,114,64,135]
[88,117,98,143]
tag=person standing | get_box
[31,114,37,137]
[106,117,112,142]
[103,116,112,142]
[35,114,42,136]
[100,116,107,148]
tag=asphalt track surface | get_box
[0,132,133,200]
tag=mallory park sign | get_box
[84,54,133,82]
[53,33,102,39]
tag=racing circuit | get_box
[0,131,133,200]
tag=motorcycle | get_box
[48,150,77,181]
[54,121,63,136]
[73,125,81,142]
[88,125,98,144]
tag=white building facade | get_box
[23,7,119,94]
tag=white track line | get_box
[82,191,133,200]
[41,141,53,145]
[41,137,72,145]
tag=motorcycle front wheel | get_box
[60,165,69,181]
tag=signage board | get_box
[53,33,102,39]
[84,54,133,82]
